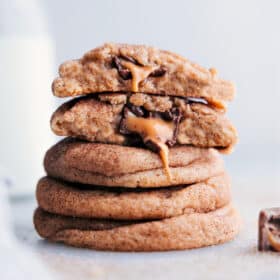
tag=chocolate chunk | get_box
[258,208,280,252]
[119,107,131,134]
[119,120,129,135]
[144,140,161,153]
[186,97,208,105]
[162,107,180,121]
[148,111,162,119]
[149,67,167,77]
[124,135,143,147]
[112,57,132,80]
[119,54,142,66]
[161,110,174,121]
[166,139,175,147]
[113,55,166,80]
[166,108,182,147]
[126,103,145,117]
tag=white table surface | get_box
[11,175,280,280]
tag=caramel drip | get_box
[125,112,174,180]
[208,99,226,111]
[158,142,171,180]
[121,61,156,92]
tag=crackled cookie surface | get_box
[36,173,231,220]
[52,43,235,108]
[34,204,240,251]
[44,138,224,187]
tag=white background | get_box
[1,2,280,278]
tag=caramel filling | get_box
[121,61,156,92]
[266,225,280,251]
[124,111,174,180]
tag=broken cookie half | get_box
[52,43,235,109]
[51,93,237,153]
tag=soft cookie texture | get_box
[36,173,231,220]
[34,204,240,251]
[44,138,224,187]
[52,43,235,108]
[51,95,237,152]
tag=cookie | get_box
[51,94,237,152]
[44,138,224,187]
[52,43,234,107]
[36,173,231,220]
[34,204,240,251]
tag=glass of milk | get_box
[0,0,55,196]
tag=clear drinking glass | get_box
[0,0,55,196]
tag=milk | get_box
[0,0,55,195]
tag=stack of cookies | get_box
[34,43,240,251]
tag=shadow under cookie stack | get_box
[34,43,240,251]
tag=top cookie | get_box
[52,43,235,106]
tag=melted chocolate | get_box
[119,54,142,66]
[112,56,166,80]
[112,57,132,80]
[144,139,161,153]
[149,67,167,77]
[166,107,182,147]
[127,103,145,117]
[119,107,131,135]
[186,97,208,105]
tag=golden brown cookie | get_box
[44,138,224,187]
[52,43,235,110]
[51,94,237,152]
[36,173,231,220]
[34,204,240,251]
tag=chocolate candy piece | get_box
[112,57,132,80]
[149,67,167,77]
[112,55,166,81]
[119,54,142,66]
[258,208,280,252]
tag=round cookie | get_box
[44,138,224,188]
[36,173,231,220]
[34,204,240,251]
